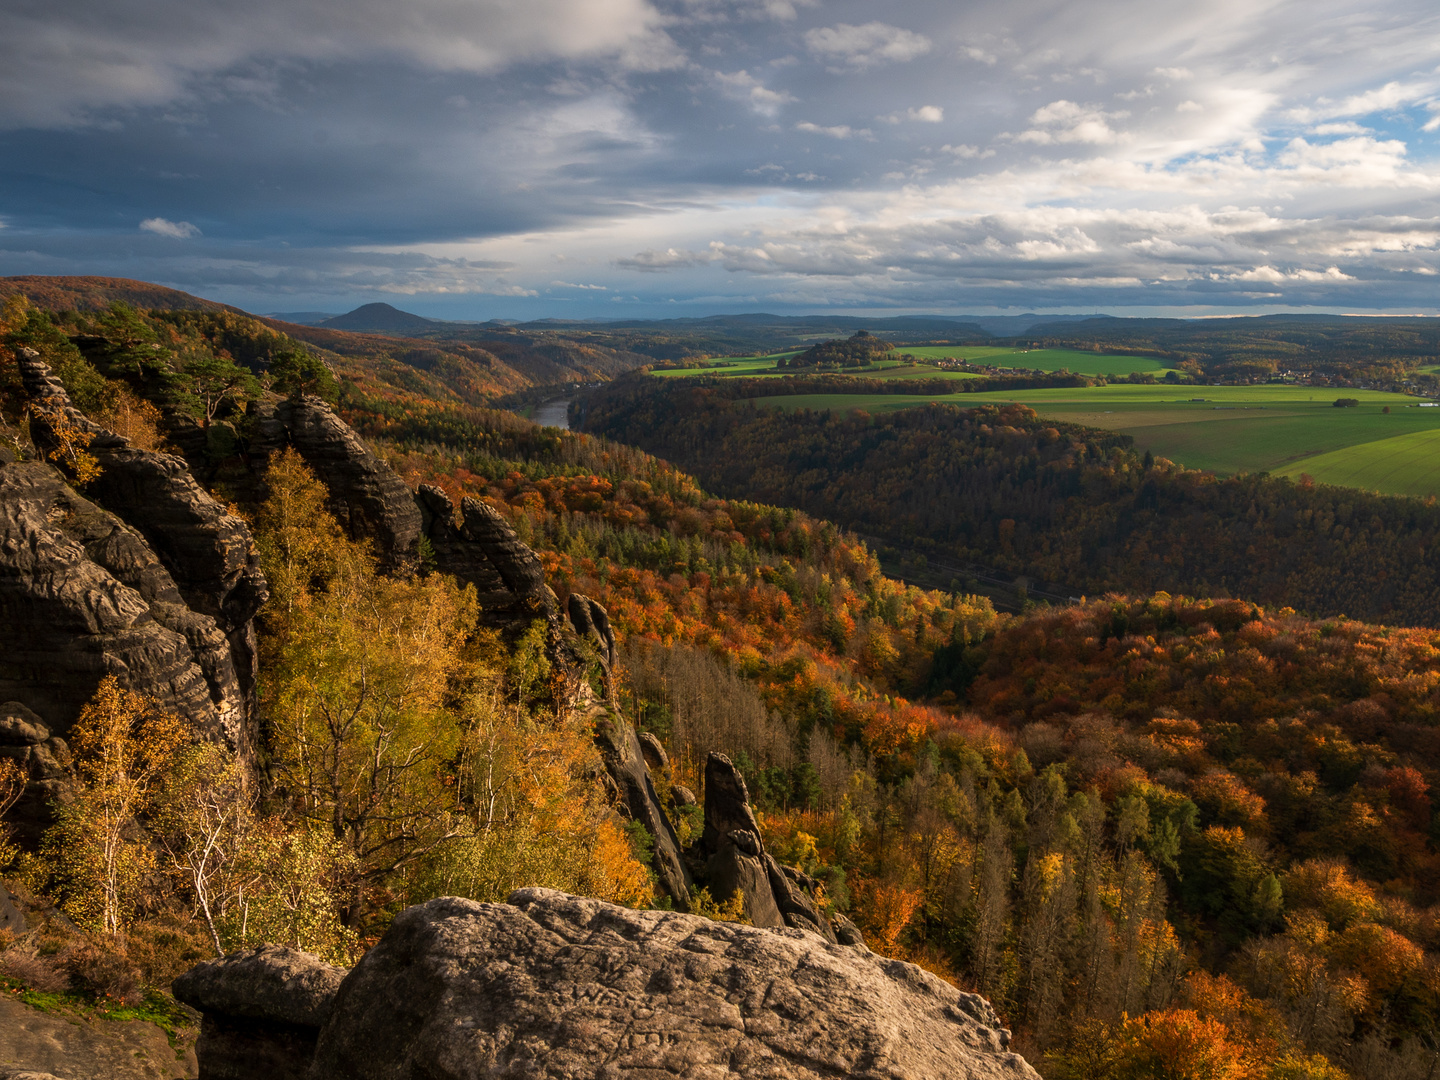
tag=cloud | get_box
[1015,100,1128,145]
[679,0,817,23]
[940,144,996,159]
[140,217,201,239]
[714,70,796,115]
[0,0,680,128]
[614,247,718,271]
[8,0,1440,316]
[803,22,931,69]
[1229,265,1353,283]
[796,121,869,139]
[1288,79,1439,125]
[882,106,943,124]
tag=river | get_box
[532,398,571,430]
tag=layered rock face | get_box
[690,752,835,940]
[415,484,553,621]
[180,889,1037,1080]
[0,703,73,847]
[0,463,239,776]
[593,714,694,912]
[262,397,422,572]
[14,350,267,754]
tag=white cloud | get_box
[1229,265,1353,283]
[882,105,944,124]
[0,0,681,128]
[550,280,607,289]
[1288,79,1439,125]
[679,0,818,22]
[1016,100,1129,145]
[803,22,931,69]
[714,69,795,115]
[941,144,996,159]
[1277,135,1413,186]
[1176,100,1202,113]
[796,121,869,139]
[614,247,718,271]
[140,217,201,238]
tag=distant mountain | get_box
[961,313,1106,337]
[321,303,440,333]
[0,275,240,314]
[507,312,1116,342]
[264,311,340,326]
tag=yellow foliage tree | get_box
[39,678,189,936]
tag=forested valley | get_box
[580,373,1440,628]
[3,294,1440,1079]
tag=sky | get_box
[2,0,1440,319]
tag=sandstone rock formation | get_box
[689,752,836,941]
[566,591,616,696]
[15,351,266,750]
[414,484,552,619]
[0,464,237,775]
[0,704,73,848]
[289,889,1033,1079]
[0,994,198,1080]
[593,714,694,912]
[173,945,344,1080]
[264,396,422,573]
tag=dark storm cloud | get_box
[2,0,1440,314]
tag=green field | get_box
[1272,428,1440,496]
[651,354,798,377]
[655,346,1170,379]
[745,383,1440,497]
[901,345,1173,376]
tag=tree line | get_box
[579,375,1440,628]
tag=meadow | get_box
[655,345,1172,378]
[744,383,1440,497]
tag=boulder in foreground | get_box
[306,888,1037,1080]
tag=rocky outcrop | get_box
[593,715,693,912]
[16,351,266,749]
[691,753,838,942]
[0,994,198,1079]
[266,396,421,572]
[566,592,616,697]
[414,485,550,618]
[637,729,667,773]
[287,889,1036,1080]
[0,463,237,789]
[0,704,72,848]
[173,945,344,1080]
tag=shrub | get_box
[61,941,143,1006]
[0,949,71,994]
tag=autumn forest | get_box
[4,287,1440,1080]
